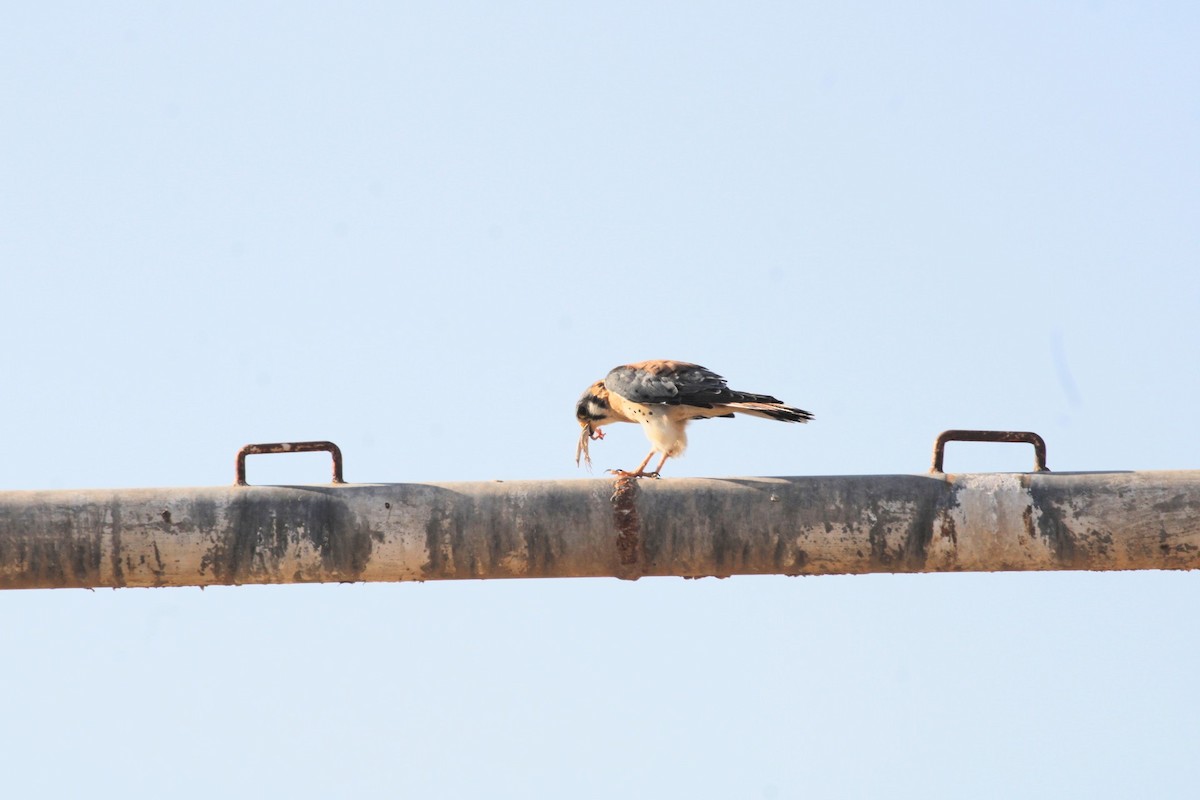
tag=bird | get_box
[575,360,812,478]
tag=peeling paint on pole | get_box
[1,471,1199,590]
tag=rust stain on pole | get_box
[610,475,643,580]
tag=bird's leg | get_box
[651,451,670,476]
[607,449,661,479]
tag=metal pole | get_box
[1,471,1198,590]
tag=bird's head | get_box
[575,381,616,467]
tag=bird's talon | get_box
[606,469,659,480]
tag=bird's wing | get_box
[605,361,780,408]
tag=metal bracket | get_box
[235,441,345,486]
[931,430,1048,474]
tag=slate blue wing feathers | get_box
[603,360,783,408]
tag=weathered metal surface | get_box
[235,441,344,486]
[932,430,1049,473]
[1,471,1199,590]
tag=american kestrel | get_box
[575,360,812,478]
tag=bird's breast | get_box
[632,404,689,457]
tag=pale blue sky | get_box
[2,3,1199,797]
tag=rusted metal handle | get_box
[235,441,345,486]
[931,430,1048,473]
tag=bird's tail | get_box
[725,402,814,423]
